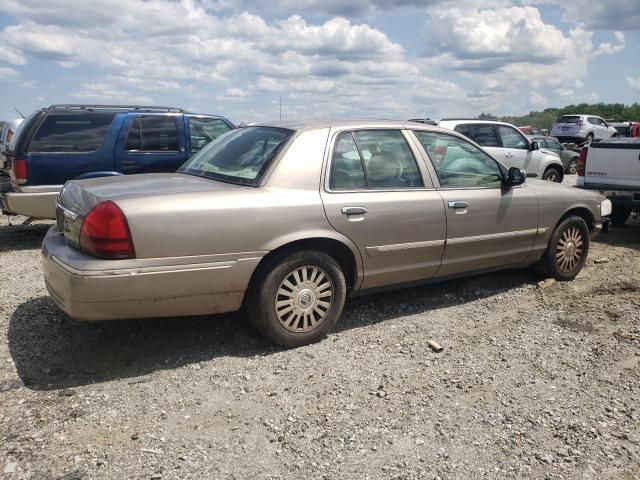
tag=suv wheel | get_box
[246,250,347,347]
[566,158,578,174]
[534,216,590,280]
[542,166,562,182]
[585,133,594,143]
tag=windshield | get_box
[179,126,294,186]
[557,116,581,124]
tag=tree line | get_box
[477,103,640,131]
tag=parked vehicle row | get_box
[529,135,579,174]
[1,105,234,219]
[577,137,640,226]
[44,120,611,347]
[0,118,23,173]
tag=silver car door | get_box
[496,124,533,173]
[412,130,539,277]
[320,129,446,290]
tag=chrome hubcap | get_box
[556,227,583,272]
[275,266,333,332]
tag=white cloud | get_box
[0,67,18,79]
[627,76,640,92]
[526,0,640,31]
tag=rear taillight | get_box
[576,121,583,127]
[577,147,587,177]
[13,158,28,184]
[79,201,135,259]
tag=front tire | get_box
[585,133,594,143]
[566,158,578,174]
[246,250,347,347]
[534,216,590,281]
[542,166,562,182]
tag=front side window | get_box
[497,125,528,149]
[125,115,179,151]
[179,126,293,186]
[329,130,424,190]
[587,117,601,125]
[546,138,562,149]
[189,117,233,152]
[414,131,503,188]
[28,113,115,153]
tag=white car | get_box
[437,119,565,182]
[550,115,618,144]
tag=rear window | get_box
[27,113,115,153]
[179,126,293,186]
[557,116,581,124]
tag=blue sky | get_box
[0,0,638,124]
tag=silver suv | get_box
[438,119,565,182]
[550,115,618,144]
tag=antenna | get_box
[14,108,25,119]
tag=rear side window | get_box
[329,130,424,190]
[125,115,178,151]
[27,113,115,153]
[189,117,232,152]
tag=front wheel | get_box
[534,216,590,281]
[566,158,578,175]
[585,133,594,143]
[246,250,347,347]
[542,166,562,182]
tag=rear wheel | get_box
[610,206,631,227]
[534,216,590,281]
[246,250,346,347]
[542,166,562,182]
[566,157,578,174]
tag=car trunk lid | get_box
[56,172,246,249]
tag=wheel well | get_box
[544,164,564,182]
[248,238,358,293]
[561,207,595,230]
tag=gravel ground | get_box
[1,177,639,480]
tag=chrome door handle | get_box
[448,201,469,209]
[341,206,367,216]
[505,153,513,158]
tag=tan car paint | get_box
[43,121,606,322]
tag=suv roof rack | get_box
[47,104,186,113]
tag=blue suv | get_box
[1,104,234,219]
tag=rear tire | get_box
[534,216,590,281]
[246,250,346,347]
[542,166,562,182]
[610,206,631,227]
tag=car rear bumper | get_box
[1,185,61,218]
[42,227,264,321]
[554,136,585,144]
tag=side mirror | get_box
[506,167,526,186]
[530,141,540,151]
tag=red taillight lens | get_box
[577,147,587,177]
[79,201,135,259]
[13,158,28,184]
[576,121,583,127]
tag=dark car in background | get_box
[1,104,234,219]
[530,135,579,174]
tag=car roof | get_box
[249,119,458,134]
[437,119,516,128]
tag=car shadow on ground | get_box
[8,268,536,391]
[0,223,52,252]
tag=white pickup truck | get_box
[576,138,640,226]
